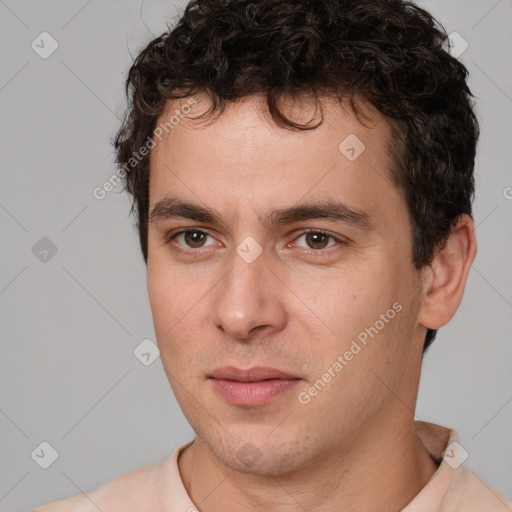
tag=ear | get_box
[417,214,477,330]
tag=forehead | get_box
[148,94,405,232]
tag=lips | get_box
[208,366,302,407]
[208,366,299,382]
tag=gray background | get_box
[0,0,511,510]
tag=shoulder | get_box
[453,466,512,511]
[32,458,166,512]
[410,421,512,511]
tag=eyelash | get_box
[166,228,346,255]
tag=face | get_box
[146,94,428,475]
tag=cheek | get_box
[292,265,391,336]
[147,258,216,370]
[294,262,412,384]
[147,266,176,334]
[147,262,194,351]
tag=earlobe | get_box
[417,214,477,330]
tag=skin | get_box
[146,93,477,512]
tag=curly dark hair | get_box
[113,0,479,353]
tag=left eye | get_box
[293,231,340,250]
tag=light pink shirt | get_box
[33,421,512,511]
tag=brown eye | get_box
[186,231,207,248]
[304,232,330,249]
[294,230,340,251]
[173,230,212,249]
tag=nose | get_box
[213,247,287,341]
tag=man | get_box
[34,0,512,510]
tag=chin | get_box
[201,429,314,476]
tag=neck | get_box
[178,412,438,512]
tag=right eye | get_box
[169,229,218,250]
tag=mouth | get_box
[208,366,302,407]
[209,366,300,382]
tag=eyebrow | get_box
[148,197,376,232]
